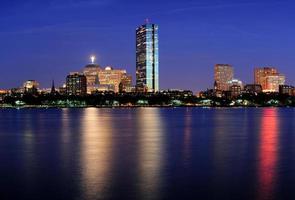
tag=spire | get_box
[51,80,56,94]
[145,18,150,24]
[90,55,96,64]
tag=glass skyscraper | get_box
[136,23,159,92]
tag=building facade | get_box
[214,64,234,91]
[23,80,39,94]
[254,67,285,92]
[244,84,263,94]
[98,67,132,93]
[83,63,102,94]
[66,73,87,96]
[279,85,294,96]
[228,79,243,98]
[136,23,159,92]
[119,74,133,93]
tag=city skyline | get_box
[0,0,294,91]
[0,54,292,93]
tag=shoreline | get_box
[0,105,293,109]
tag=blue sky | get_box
[0,0,294,91]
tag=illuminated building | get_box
[83,56,102,94]
[230,85,241,98]
[0,90,8,101]
[66,72,87,96]
[228,79,243,98]
[23,80,39,94]
[244,84,263,94]
[228,79,243,89]
[214,64,234,91]
[136,22,159,92]
[98,66,132,93]
[0,90,8,95]
[95,85,115,92]
[59,84,67,95]
[279,85,294,96]
[119,74,133,93]
[254,67,285,92]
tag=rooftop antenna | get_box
[90,55,96,64]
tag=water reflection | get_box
[257,108,279,200]
[212,109,230,174]
[23,112,36,180]
[137,108,165,200]
[80,108,113,199]
[183,108,192,163]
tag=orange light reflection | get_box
[80,108,113,199]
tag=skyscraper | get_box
[136,22,159,92]
[214,64,234,91]
[254,67,285,92]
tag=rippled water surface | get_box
[1,108,295,200]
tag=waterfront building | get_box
[23,80,39,94]
[83,56,102,94]
[254,67,285,92]
[119,74,133,93]
[0,90,8,95]
[214,64,234,91]
[279,85,294,96]
[244,84,263,94]
[59,84,67,95]
[230,85,242,98]
[39,88,52,94]
[136,22,159,92]
[228,79,243,89]
[66,73,87,96]
[98,66,132,93]
[228,79,243,98]
[95,84,115,93]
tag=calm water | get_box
[0,108,295,200]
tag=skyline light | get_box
[90,56,96,64]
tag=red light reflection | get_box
[257,108,279,200]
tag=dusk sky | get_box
[0,0,294,92]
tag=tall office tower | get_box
[83,56,102,94]
[254,67,285,92]
[214,64,234,91]
[98,66,132,93]
[136,22,159,92]
[66,72,87,96]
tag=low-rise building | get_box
[279,85,294,96]
[23,80,39,94]
[244,84,263,94]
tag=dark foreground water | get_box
[1,108,295,200]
